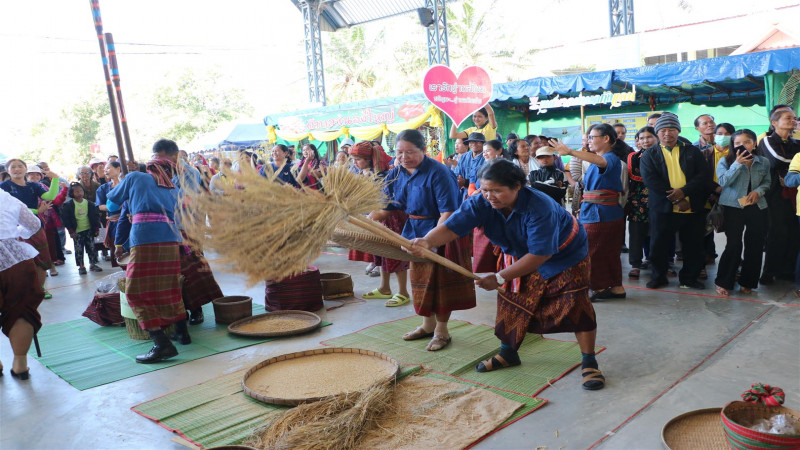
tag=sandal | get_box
[426,335,451,351]
[368,267,381,277]
[628,268,640,279]
[402,326,434,341]
[582,367,606,390]
[475,354,521,372]
[739,287,752,294]
[715,285,729,296]
[385,293,410,307]
[699,268,708,280]
[362,289,393,300]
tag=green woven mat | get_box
[322,316,601,396]
[31,303,331,390]
[132,366,543,449]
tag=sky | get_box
[1,0,797,157]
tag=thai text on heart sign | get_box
[423,65,493,127]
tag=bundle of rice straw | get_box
[243,382,393,450]
[179,162,387,285]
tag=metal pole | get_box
[105,33,135,165]
[89,0,128,174]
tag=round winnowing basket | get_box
[328,222,425,263]
[661,407,727,449]
[319,272,354,300]
[212,296,253,325]
[227,311,321,338]
[720,401,800,449]
[242,348,399,406]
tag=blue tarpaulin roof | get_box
[220,124,268,146]
[264,47,800,125]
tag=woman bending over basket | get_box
[405,159,605,390]
[350,141,411,307]
[370,129,476,351]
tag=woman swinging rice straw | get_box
[405,159,605,389]
[370,129,475,351]
[350,141,411,307]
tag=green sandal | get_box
[385,293,410,307]
[362,289,393,300]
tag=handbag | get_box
[706,202,724,234]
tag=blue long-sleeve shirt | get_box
[107,172,182,247]
[445,187,587,280]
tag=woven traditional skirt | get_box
[472,227,497,273]
[372,210,410,274]
[584,218,625,290]
[495,256,596,350]
[82,292,124,326]
[410,236,476,316]
[25,227,53,271]
[0,259,44,337]
[125,243,184,330]
[265,266,323,312]
[179,245,223,311]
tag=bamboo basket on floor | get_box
[212,296,253,325]
[319,272,354,300]
[721,401,800,449]
[661,407,727,449]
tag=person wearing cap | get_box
[454,132,486,199]
[340,137,354,154]
[449,104,497,141]
[553,124,627,300]
[27,165,68,274]
[640,113,710,290]
[528,146,567,204]
[89,158,107,185]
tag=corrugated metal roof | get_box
[289,0,433,31]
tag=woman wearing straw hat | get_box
[406,159,605,390]
[350,141,411,307]
[0,189,46,380]
[370,129,475,351]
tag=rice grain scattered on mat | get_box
[244,382,393,450]
[180,162,386,284]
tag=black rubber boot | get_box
[188,308,204,325]
[168,318,192,345]
[136,329,178,364]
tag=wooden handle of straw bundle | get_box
[348,215,505,293]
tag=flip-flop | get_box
[362,289,393,300]
[581,367,606,390]
[402,326,434,341]
[475,354,521,372]
[426,335,451,351]
[385,293,410,307]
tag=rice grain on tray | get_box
[236,318,310,333]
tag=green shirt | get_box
[74,199,90,232]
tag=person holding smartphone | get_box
[714,129,771,296]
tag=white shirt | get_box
[0,190,41,271]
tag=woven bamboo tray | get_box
[328,221,426,262]
[661,407,727,449]
[227,310,321,338]
[116,253,130,270]
[242,348,400,406]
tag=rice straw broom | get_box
[243,382,393,450]
[180,163,489,286]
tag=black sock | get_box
[581,352,598,370]
[499,343,521,364]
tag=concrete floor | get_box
[1,235,799,450]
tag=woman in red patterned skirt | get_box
[350,141,411,307]
[406,159,605,390]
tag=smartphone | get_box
[735,145,753,159]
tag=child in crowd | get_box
[529,146,567,204]
[60,182,102,275]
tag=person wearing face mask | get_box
[714,129,770,296]
[698,122,736,277]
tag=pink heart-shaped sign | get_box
[423,65,493,127]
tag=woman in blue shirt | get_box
[108,140,186,364]
[407,159,604,390]
[553,124,626,300]
[714,129,771,296]
[260,145,301,188]
[370,129,475,352]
